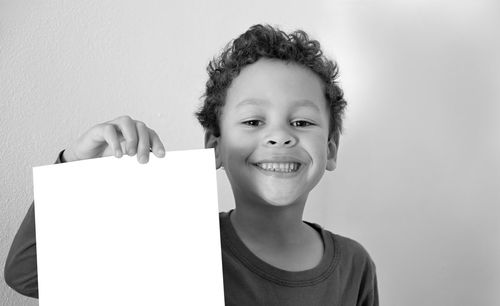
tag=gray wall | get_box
[1,1,499,305]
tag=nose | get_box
[264,125,297,147]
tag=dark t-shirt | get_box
[4,151,378,305]
[220,211,378,306]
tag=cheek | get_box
[220,133,257,161]
[306,135,330,164]
[308,133,329,150]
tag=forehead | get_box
[224,58,327,112]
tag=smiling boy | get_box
[197,25,378,305]
[5,24,378,305]
[207,59,334,272]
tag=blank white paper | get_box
[33,149,224,306]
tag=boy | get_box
[5,24,378,305]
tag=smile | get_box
[255,162,301,173]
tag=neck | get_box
[230,195,309,246]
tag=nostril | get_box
[266,139,294,146]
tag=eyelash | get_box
[242,120,314,127]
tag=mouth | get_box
[253,162,302,173]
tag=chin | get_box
[259,192,304,208]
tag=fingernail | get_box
[115,150,122,158]
[158,150,165,157]
[139,155,148,163]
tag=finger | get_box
[101,124,123,158]
[119,139,128,155]
[110,116,138,156]
[136,121,151,164]
[149,128,165,157]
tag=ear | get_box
[204,130,223,169]
[326,131,339,171]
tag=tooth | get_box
[257,162,301,172]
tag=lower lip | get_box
[252,164,303,177]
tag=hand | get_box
[63,115,165,163]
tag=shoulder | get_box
[324,230,376,272]
[328,232,379,303]
[306,221,376,271]
[332,233,372,259]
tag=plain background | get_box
[1,0,499,305]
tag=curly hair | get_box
[195,24,347,141]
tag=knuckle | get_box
[129,136,139,145]
[118,115,133,122]
[138,137,150,147]
[135,121,148,133]
[103,124,115,133]
[138,147,149,155]
[149,128,158,136]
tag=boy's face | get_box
[205,58,338,207]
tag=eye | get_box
[242,120,263,127]
[291,120,314,127]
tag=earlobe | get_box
[204,131,223,169]
[326,134,339,171]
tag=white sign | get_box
[33,149,224,305]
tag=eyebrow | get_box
[236,99,321,112]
